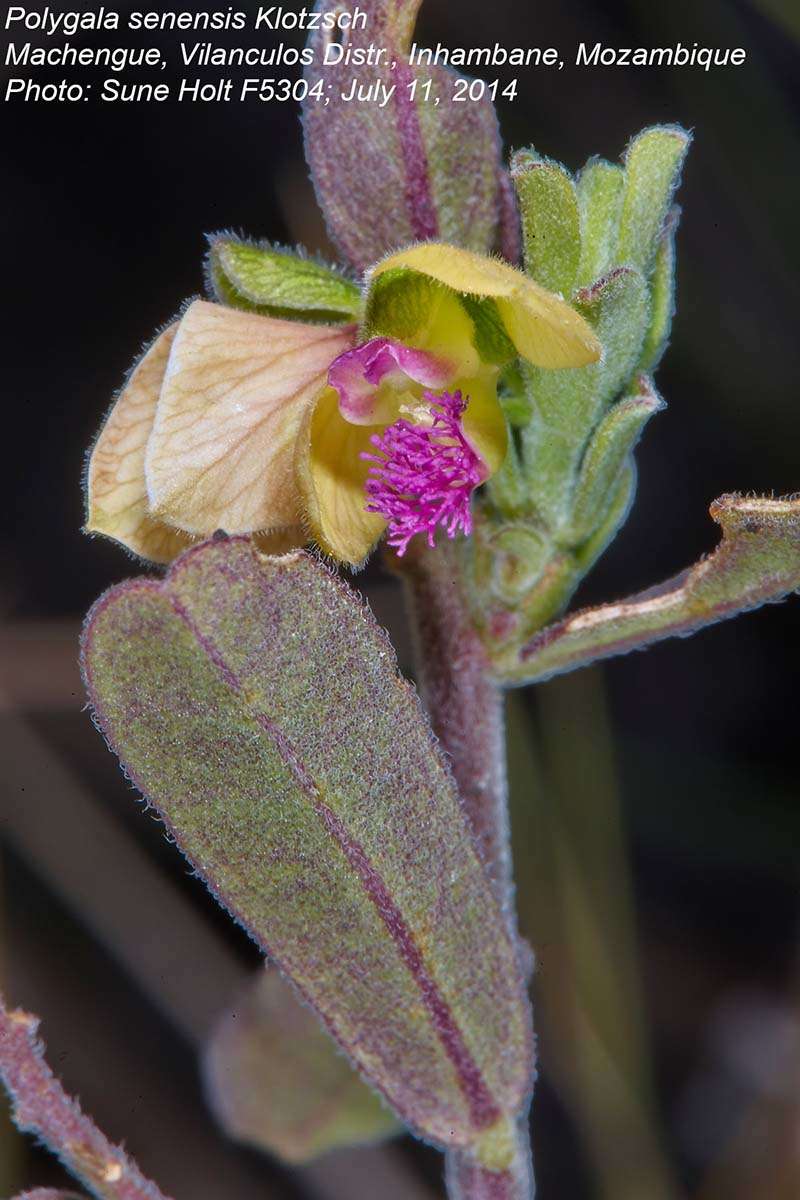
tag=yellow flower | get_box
[85,244,600,566]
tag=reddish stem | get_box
[392,542,534,1200]
[0,999,173,1200]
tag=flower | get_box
[85,243,600,567]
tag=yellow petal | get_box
[458,372,508,477]
[145,300,355,535]
[371,243,601,369]
[296,387,386,567]
[85,324,197,564]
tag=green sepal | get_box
[575,158,625,288]
[363,266,516,366]
[460,295,517,365]
[362,266,437,342]
[206,234,361,324]
[617,126,691,276]
[568,375,664,545]
[638,210,678,371]
[511,151,580,297]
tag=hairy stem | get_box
[0,999,173,1200]
[391,542,534,1200]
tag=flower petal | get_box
[458,374,508,477]
[371,243,601,368]
[145,300,355,535]
[296,387,386,566]
[329,337,454,424]
[85,324,197,564]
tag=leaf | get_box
[511,152,581,297]
[203,968,401,1163]
[0,999,173,1200]
[494,494,800,685]
[521,266,650,530]
[568,374,665,543]
[81,538,533,1156]
[144,300,354,535]
[638,210,678,371]
[302,0,504,272]
[206,236,361,323]
[617,126,691,275]
[575,158,625,289]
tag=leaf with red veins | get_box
[81,538,533,1156]
[494,494,800,686]
[0,999,173,1200]
[302,0,504,272]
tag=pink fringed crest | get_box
[362,392,484,556]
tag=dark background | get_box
[2,2,799,1198]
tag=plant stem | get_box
[392,541,534,1200]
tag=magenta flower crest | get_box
[361,391,485,556]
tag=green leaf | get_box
[302,0,504,273]
[617,126,691,275]
[573,458,637,578]
[207,235,360,323]
[638,212,678,371]
[568,375,665,544]
[522,266,650,530]
[511,152,581,297]
[81,538,532,1155]
[575,158,625,289]
[494,494,800,685]
[204,968,401,1163]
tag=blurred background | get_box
[1,0,799,1197]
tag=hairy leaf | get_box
[81,538,533,1156]
[0,999,172,1200]
[568,374,665,543]
[203,968,401,1163]
[494,495,800,685]
[638,210,678,371]
[511,152,581,297]
[302,0,503,272]
[617,126,690,275]
[522,266,650,529]
[206,236,361,323]
[575,158,624,289]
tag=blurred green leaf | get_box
[204,968,401,1163]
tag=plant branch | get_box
[393,542,515,918]
[0,999,173,1200]
[493,494,800,686]
[392,542,534,1200]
